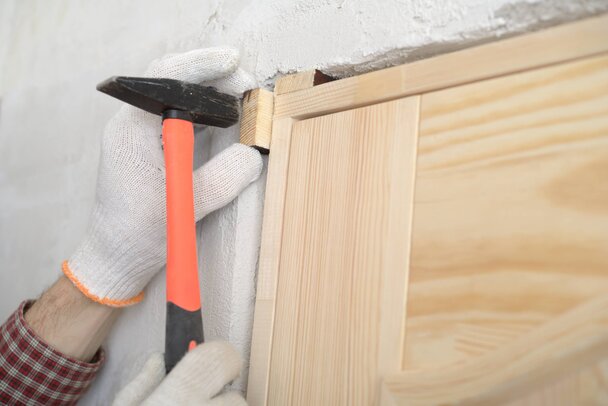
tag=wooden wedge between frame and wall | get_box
[240,70,333,152]
[240,88,274,152]
[246,14,608,406]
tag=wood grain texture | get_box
[385,295,608,405]
[267,97,420,405]
[247,117,294,405]
[274,70,333,95]
[274,14,608,120]
[240,88,274,152]
[399,54,608,401]
[504,359,608,406]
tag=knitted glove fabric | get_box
[64,48,262,306]
[113,341,246,406]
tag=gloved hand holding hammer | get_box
[0,48,260,405]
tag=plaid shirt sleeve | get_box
[0,301,105,405]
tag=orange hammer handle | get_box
[163,117,200,310]
[162,114,204,373]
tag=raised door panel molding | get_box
[266,97,419,405]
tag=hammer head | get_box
[97,76,239,127]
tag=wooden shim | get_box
[240,88,274,153]
[274,14,608,119]
[274,70,333,95]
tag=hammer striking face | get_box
[96,76,240,127]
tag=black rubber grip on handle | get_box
[165,302,204,373]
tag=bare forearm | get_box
[25,276,119,362]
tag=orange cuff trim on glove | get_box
[61,261,144,307]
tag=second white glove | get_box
[113,341,247,406]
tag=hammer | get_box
[96,76,239,372]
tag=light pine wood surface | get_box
[273,14,608,120]
[504,358,608,406]
[386,295,608,405]
[247,118,294,405]
[266,97,419,405]
[399,54,608,402]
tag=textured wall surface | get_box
[0,0,606,404]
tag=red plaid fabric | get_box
[0,301,104,405]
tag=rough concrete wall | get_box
[0,0,605,404]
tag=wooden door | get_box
[246,15,608,406]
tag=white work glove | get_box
[113,341,246,406]
[63,48,262,306]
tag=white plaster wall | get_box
[0,1,605,404]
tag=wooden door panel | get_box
[404,53,608,377]
[267,97,419,405]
